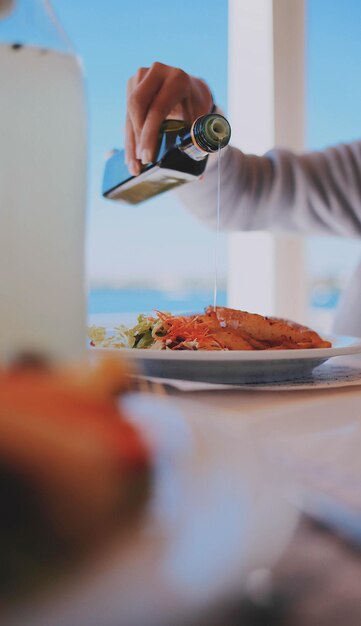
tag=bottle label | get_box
[107,166,197,204]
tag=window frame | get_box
[227,0,308,322]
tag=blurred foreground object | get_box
[0,355,150,601]
[0,0,87,360]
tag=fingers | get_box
[138,68,191,163]
[125,113,140,176]
[126,63,190,167]
[125,62,213,174]
[125,66,149,175]
[140,76,191,163]
[127,63,166,160]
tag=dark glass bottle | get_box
[102,113,231,205]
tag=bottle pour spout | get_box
[192,114,231,153]
[206,116,230,142]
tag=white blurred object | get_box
[0,0,87,360]
[2,394,298,626]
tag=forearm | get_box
[177,140,361,238]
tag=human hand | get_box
[125,62,213,175]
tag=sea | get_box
[88,288,227,316]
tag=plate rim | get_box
[94,335,361,362]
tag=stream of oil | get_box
[212,143,221,310]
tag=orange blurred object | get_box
[0,355,150,598]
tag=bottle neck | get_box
[179,114,231,161]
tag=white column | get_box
[227,0,307,322]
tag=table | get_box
[163,357,361,624]
[127,355,361,625]
[12,342,361,626]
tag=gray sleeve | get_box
[177,140,361,238]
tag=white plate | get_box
[140,358,361,391]
[96,335,361,384]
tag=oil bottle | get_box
[102,113,231,205]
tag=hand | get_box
[125,62,213,175]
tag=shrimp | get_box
[206,306,331,349]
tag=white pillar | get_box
[227,0,307,322]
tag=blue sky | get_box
[307,0,361,149]
[52,0,228,288]
[52,0,361,287]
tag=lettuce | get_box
[88,313,169,350]
[116,314,157,349]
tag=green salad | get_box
[88,314,167,350]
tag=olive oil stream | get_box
[213,144,221,309]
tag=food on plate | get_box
[0,355,150,599]
[88,306,331,351]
